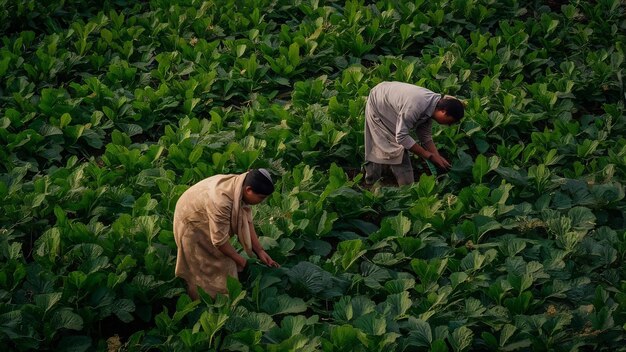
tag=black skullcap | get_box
[243,168,274,195]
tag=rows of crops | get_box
[1,0,625,350]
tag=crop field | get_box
[1,0,625,351]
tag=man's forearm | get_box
[423,141,439,156]
[408,143,433,160]
[422,141,452,169]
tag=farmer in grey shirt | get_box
[364,81,465,185]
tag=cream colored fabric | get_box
[173,172,253,298]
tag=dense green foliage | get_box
[1,0,625,350]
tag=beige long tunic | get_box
[364,82,442,164]
[173,173,254,298]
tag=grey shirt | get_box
[364,82,441,164]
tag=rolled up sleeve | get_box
[415,119,433,146]
[395,110,418,149]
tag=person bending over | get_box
[173,169,279,299]
[364,81,465,185]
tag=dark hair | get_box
[436,96,465,122]
[243,168,274,195]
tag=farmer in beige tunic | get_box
[173,169,279,299]
[364,81,465,185]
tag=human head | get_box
[433,96,465,125]
[242,168,274,205]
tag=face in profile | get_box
[242,186,269,205]
[433,110,458,125]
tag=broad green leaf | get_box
[591,307,614,330]
[334,295,376,324]
[449,326,473,352]
[431,339,449,352]
[421,286,453,321]
[0,180,8,199]
[266,315,313,342]
[271,236,293,254]
[411,258,447,287]
[6,242,23,261]
[188,146,204,164]
[288,43,301,67]
[223,329,262,349]
[227,276,244,305]
[406,317,432,347]
[236,44,247,57]
[372,213,411,241]
[173,296,201,323]
[351,295,376,318]
[495,166,528,186]
[306,239,332,257]
[287,262,331,293]
[362,261,392,288]
[384,291,412,319]
[262,294,308,315]
[287,262,333,295]
[118,123,142,137]
[450,272,468,289]
[112,299,135,323]
[69,243,104,260]
[460,250,495,271]
[315,210,337,237]
[101,28,112,43]
[197,310,229,347]
[384,278,415,294]
[568,206,595,230]
[51,309,84,331]
[330,324,367,349]
[35,228,61,262]
[528,164,553,194]
[65,125,85,142]
[500,324,516,346]
[481,332,498,349]
[335,239,366,271]
[111,130,131,146]
[508,273,533,294]
[34,292,62,315]
[353,312,386,336]
[472,154,488,183]
[500,237,526,257]
[396,237,423,256]
[464,298,486,318]
[40,124,63,137]
[417,174,436,196]
[576,139,599,158]
[504,291,532,314]
[400,24,411,45]
[474,216,502,242]
[0,56,10,77]
[328,162,348,189]
[60,113,72,128]
[267,334,318,352]
[67,271,88,290]
[231,312,276,332]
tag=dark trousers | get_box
[364,151,414,186]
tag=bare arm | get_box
[407,141,451,169]
[423,141,451,169]
[408,142,434,159]
[248,221,280,268]
[423,141,439,156]
[217,241,247,272]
